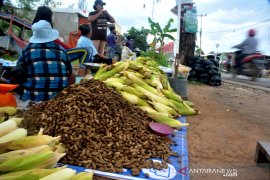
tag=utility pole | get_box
[151,0,161,20]
[151,0,155,19]
[198,13,207,56]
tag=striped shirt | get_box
[18,42,72,101]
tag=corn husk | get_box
[150,75,163,90]
[169,99,197,116]
[105,81,126,91]
[0,167,66,180]
[93,64,108,79]
[128,61,143,70]
[0,151,65,172]
[104,77,125,84]
[148,101,178,117]
[147,112,189,127]
[0,145,52,163]
[122,86,146,98]
[0,107,17,116]
[94,62,129,81]
[0,128,27,144]
[124,71,145,86]
[1,135,61,150]
[120,92,148,106]
[0,120,17,137]
[9,118,23,126]
[40,168,76,180]
[161,89,183,103]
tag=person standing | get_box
[107,26,117,58]
[88,0,115,55]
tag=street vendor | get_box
[14,20,74,101]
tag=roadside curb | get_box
[222,79,270,93]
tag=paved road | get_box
[221,73,270,89]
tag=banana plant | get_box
[148,17,177,52]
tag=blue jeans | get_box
[107,46,116,58]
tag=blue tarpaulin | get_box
[58,116,190,180]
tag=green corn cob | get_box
[104,77,125,84]
[95,63,128,81]
[120,91,148,106]
[0,145,52,163]
[122,86,146,98]
[0,151,65,173]
[161,89,183,103]
[148,101,178,117]
[0,167,65,180]
[183,100,194,107]
[128,61,143,70]
[93,64,108,79]
[169,99,197,116]
[147,112,189,127]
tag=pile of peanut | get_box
[22,79,175,175]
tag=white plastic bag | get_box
[121,46,136,61]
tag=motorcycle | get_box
[231,50,267,80]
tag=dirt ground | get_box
[187,82,270,179]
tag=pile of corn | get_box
[0,115,93,179]
[94,57,197,128]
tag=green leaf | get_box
[166,28,177,33]
[163,34,175,41]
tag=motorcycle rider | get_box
[233,29,258,68]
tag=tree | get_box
[178,28,196,64]
[174,4,196,73]
[148,17,177,52]
[0,0,62,37]
[1,0,61,17]
[123,27,150,52]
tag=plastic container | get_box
[168,78,188,100]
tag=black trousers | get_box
[234,54,249,68]
[93,56,113,65]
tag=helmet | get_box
[248,29,256,37]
